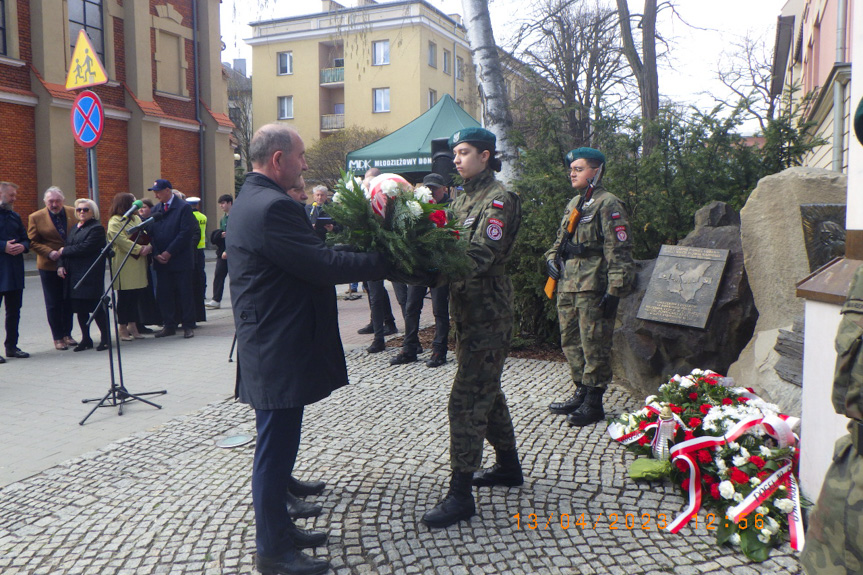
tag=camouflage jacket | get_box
[448,169,522,328]
[545,186,635,297]
[833,264,863,421]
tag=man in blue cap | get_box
[545,147,634,426]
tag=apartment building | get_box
[247,0,480,146]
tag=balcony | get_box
[321,114,345,131]
[320,67,344,85]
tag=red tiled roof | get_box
[123,82,199,127]
[201,100,235,129]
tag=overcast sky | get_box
[220,0,788,132]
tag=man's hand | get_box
[4,239,24,256]
[155,251,172,264]
[547,258,561,281]
[598,293,620,319]
[221,252,227,260]
[49,250,61,261]
[221,231,226,238]
[140,244,153,257]
[57,266,66,278]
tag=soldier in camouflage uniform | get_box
[801,99,863,574]
[545,148,634,427]
[421,127,524,529]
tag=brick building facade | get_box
[0,0,233,227]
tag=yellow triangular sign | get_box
[65,30,108,90]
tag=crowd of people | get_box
[0,180,235,362]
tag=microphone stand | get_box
[78,215,167,425]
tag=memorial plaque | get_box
[800,204,845,272]
[636,245,729,329]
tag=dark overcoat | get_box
[150,196,199,271]
[227,172,389,410]
[60,219,106,300]
[0,206,30,292]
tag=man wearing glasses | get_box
[545,148,634,427]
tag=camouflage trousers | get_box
[557,291,614,390]
[801,430,863,574]
[448,320,516,472]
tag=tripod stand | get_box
[79,216,166,425]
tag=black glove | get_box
[598,293,620,319]
[547,258,561,281]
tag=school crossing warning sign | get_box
[65,30,108,90]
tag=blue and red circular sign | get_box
[70,90,104,148]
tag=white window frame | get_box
[428,40,437,68]
[277,51,293,75]
[456,56,464,81]
[373,88,390,113]
[372,40,389,66]
[277,95,294,119]
[443,49,451,75]
[428,89,437,110]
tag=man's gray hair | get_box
[313,185,328,194]
[0,181,19,191]
[249,124,295,165]
[43,186,64,201]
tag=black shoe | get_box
[366,340,386,354]
[73,341,94,352]
[357,323,374,335]
[549,386,588,415]
[382,322,398,336]
[154,327,176,338]
[473,449,524,487]
[566,387,606,427]
[96,342,109,352]
[421,472,476,528]
[0,355,5,364]
[389,352,417,365]
[183,328,195,339]
[286,491,322,519]
[288,475,326,497]
[285,524,328,549]
[5,348,29,359]
[425,352,447,368]
[256,551,330,575]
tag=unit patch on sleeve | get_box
[615,225,628,242]
[486,222,503,240]
[492,199,505,209]
[488,217,505,228]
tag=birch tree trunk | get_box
[616,0,659,154]
[461,0,516,183]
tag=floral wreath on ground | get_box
[326,171,472,280]
[607,369,806,562]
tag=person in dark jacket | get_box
[0,181,31,363]
[205,194,232,310]
[227,124,389,575]
[58,198,109,352]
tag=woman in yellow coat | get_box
[107,193,153,340]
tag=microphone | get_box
[123,200,144,219]
[127,212,163,234]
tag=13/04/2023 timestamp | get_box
[513,512,737,531]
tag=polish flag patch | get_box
[492,199,505,209]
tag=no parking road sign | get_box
[70,90,104,148]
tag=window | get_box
[443,49,451,75]
[373,88,390,113]
[0,0,6,56]
[428,41,437,68]
[333,57,344,68]
[373,40,389,65]
[277,51,292,75]
[68,0,104,61]
[334,103,344,115]
[456,56,465,81]
[278,96,294,119]
[428,89,437,110]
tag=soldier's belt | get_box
[852,420,863,455]
[562,241,601,259]
[477,265,506,278]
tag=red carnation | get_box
[669,404,683,414]
[688,417,703,428]
[730,467,750,485]
[710,484,721,499]
[705,376,718,386]
[699,404,712,415]
[429,210,447,228]
[696,450,712,464]
[757,470,771,480]
[681,479,691,490]
[688,392,699,401]
[675,459,689,473]
[684,430,695,441]
[749,456,766,470]
[737,397,750,403]
[637,435,650,446]
[702,474,716,485]
[746,387,755,393]
[638,420,651,430]
[722,398,733,406]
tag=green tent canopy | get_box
[346,94,481,175]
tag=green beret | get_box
[855,98,863,146]
[449,127,496,149]
[565,147,606,165]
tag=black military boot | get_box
[473,449,524,487]
[286,491,322,519]
[566,387,606,427]
[288,475,326,497]
[548,385,587,415]
[421,472,476,528]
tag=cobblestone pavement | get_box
[0,349,801,574]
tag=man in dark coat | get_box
[227,124,389,575]
[148,179,200,339]
[0,182,31,363]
